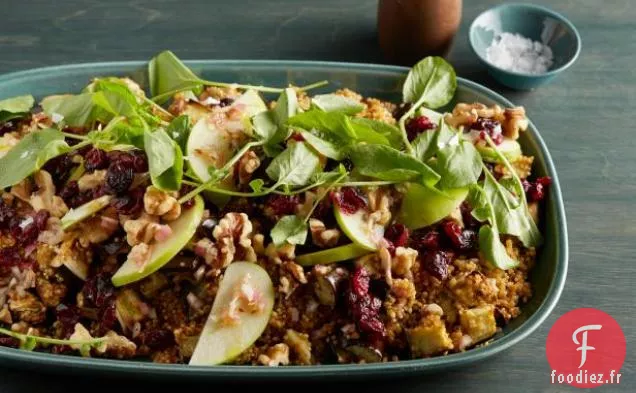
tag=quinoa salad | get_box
[0,51,551,365]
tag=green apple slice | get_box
[334,205,385,251]
[60,195,113,230]
[296,243,371,266]
[111,195,204,287]
[476,138,522,163]
[189,262,275,365]
[186,117,237,207]
[397,184,468,230]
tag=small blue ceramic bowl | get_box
[469,3,581,90]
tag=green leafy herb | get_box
[86,117,145,150]
[299,129,345,160]
[41,89,147,129]
[402,56,457,109]
[348,144,440,185]
[312,94,365,115]
[166,115,191,151]
[0,129,70,189]
[252,111,278,142]
[288,109,355,141]
[41,93,101,127]
[148,51,291,104]
[468,185,519,269]
[0,95,35,123]
[269,88,298,146]
[434,137,483,189]
[349,118,403,148]
[249,178,265,193]
[478,224,519,269]
[397,56,457,154]
[266,141,321,187]
[288,109,391,147]
[482,164,541,248]
[412,118,453,161]
[270,215,308,246]
[144,128,183,191]
[269,165,347,246]
[273,88,299,126]
[348,120,391,146]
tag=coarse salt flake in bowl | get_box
[469,3,581,90]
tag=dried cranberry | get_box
[347,267,385,340]
[98,301,117,335]
[60,181,94,209]
[266,195,299,216]
[410,229,441,251]
[385,224,410,248]
[290,133,305,141]
[84,148,109,171]
[0,199,16,229]
[43,154,75,187]
[82,273,115,308]
[55,304,81,336]
[471,117,503,145]
[59,181,79,202]
[130,151,148,173]
[0,246,21,267]
[460,201,480,229]
[350,266,371,297]
[105,162,134,195]
[405,115,435,141]
[422,251,451,280]
[524,176,552,202]
[310,197,331,220]
[11,216,40,246]
[110,187,144,215]
[0,337,20,348]
[219,97,234,107]
[34,210,50,231]
[144,329,175,350]
[330,187,367,214]
[442,220,476,251]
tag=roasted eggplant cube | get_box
[407,315,453,357]
[459,305,497,343]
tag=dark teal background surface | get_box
[0,0,634,391]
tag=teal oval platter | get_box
[0,60,568,380]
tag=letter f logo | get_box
[572,324,602,368]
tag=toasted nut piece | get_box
[502,106,529,140]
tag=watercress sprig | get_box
[398,56,457,155]
[148,51,328,104]
[0,95,35,123]
[270,166,347,246]
[0,327,106,354]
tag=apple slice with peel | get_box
[334,205,385,251]
[111,195,204,287]
[187,118,237,207]
[60,195,113,230]
[233,89,267,134]
[397,183,468,230]
[189,262,275,365]
[296,243,371,266]
[476,138,522,163]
